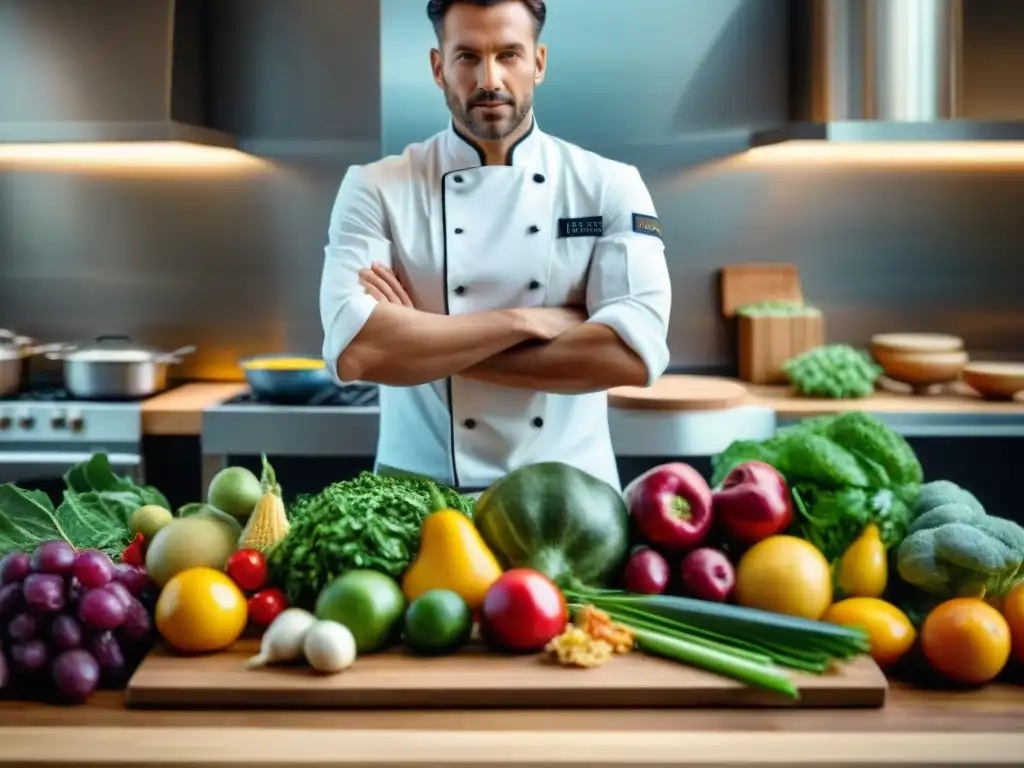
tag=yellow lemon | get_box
[155,567,248,653]
[735,535,833,620]
[823,597,916,668]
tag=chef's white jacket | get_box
[320,119,671,492]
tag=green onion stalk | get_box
[565,587,871,700]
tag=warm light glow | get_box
[0,141,266,171]
[742,140,1024,167]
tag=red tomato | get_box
[247,588,288,626]
[480,569,567,652]
[225,549,268,592]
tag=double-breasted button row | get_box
[450,225,540,235]
[451,281,540,296]
[462,417,543,430]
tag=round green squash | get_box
[472,462,629,588]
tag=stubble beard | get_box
[445,82,533,142]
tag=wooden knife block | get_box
[720,262,825,385]
[738,314,825,385]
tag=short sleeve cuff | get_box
[588,300,669,387]
[322,293,377,385]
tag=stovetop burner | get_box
[0,383,181,404]
[224,383,379,407]
[0,386,76,403]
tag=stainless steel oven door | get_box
[0,451,142,484]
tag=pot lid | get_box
[61,336,175,363]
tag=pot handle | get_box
[154,345,198,364]
[41,343,77,361]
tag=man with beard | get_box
[319,0,671,494]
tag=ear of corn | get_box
[238,454,290,552]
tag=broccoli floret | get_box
[896,503,1024,599]
[907,501,983,536]
[913,480,985,518]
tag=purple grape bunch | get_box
[0,540,156,704]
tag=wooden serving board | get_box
[125,638,888,710]
[608,375,749,411]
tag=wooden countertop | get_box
[746,381,1024,417]
[141,379,1022,438]
[141,383,248,436]
[0,683,1021,766]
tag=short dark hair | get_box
[426,0,547,41]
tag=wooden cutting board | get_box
[125,639,887,710]
[608,375,749,411]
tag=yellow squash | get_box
[402,490,503,609]
[238,454,290,552]
[836,523,888,598]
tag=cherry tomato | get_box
[247,587,288,626]
[225,549,268,592]
[480,569,567,652]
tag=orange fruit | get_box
[920,598,1011,685]
[1000,582,1024,664]
[155,566,249,653]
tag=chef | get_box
[319,0,671,494]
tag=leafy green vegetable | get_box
[896,489,1024,600]
[736,300,820,317]
[711,411,922,562]
[0,453,167,559]
[783,344,882,399]
[266,472,475,609]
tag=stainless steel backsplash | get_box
[1,0,1022,381]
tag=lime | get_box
[314,570,406,653]
[129,504,173,540]
[403,589,473,655]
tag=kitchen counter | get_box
[144,380,1024,442]
[0,684,1020,767]
[141,383,248,436]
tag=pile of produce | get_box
[4,418,1024,708]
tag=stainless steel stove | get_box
[0,385,147,483]
[200,384,380,488]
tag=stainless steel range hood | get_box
[0,0,236,150]
[753,0,1024,146]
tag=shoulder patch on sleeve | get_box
[632,213,661,239]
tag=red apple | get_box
[679,548,735,602]
[712,461,793,544]
[623,546,670,595]
[624,463,713,551]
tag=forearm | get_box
[338,304,534,386]
[461,322,649,394]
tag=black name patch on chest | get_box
[632,213,662,239]
[558,216,603,238]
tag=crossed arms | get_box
[319,165,672,395]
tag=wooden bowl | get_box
[870,333,964,354]
[872,348,969,393]
[961,363,1024,401]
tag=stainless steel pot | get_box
[45,335,197,400]
[0,328,58,397]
